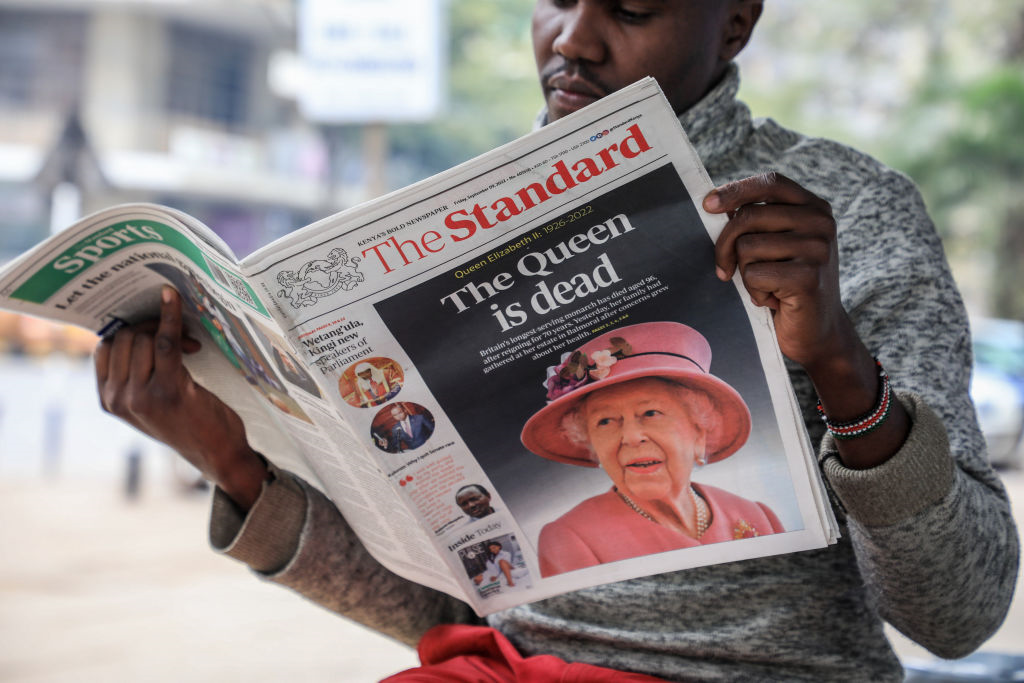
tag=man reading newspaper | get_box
[94,1,1018,681]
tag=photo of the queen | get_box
[521,322,784,577]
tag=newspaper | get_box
[0,78,838,615]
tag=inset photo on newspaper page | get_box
[146,262,314,424]
[369,401,436,454]
[250,321,324,399]
[375,162,803,582]
[339,356,404,408]
[458,533,532,598]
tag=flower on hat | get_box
[588,349,617,380]
[544,351,572,385]
[543,337,633,401]
[545,351,589,400]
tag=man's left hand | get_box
[705,172,910,468]
[704,172,854,374]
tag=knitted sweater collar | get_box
[677,63,753,168]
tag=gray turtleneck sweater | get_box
[209,65,1019,682]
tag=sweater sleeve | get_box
[818,168,1020,658]
[208,462,481,647]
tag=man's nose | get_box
[552,4,607,64]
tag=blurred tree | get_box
[890,9,1024,318]
[739,0,1024,318]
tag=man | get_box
[455,484,496,521]
[352,361,400,407]
[389,403,433,452]
[95,1,1018,680]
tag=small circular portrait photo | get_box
[340,357,404,408]
[370,401,435,453]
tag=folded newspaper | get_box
[0,78,838,615]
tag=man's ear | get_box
[720,0,763,63]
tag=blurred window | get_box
[0,10,85,107]
[165,22,254,128]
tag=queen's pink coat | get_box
[538,483,785,577]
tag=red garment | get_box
[382,624,667,682]
[538,483,785,577]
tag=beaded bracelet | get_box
[816,358,893,440]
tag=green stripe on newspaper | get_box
[11,219,268,316]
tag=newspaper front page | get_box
[239,78,838,614]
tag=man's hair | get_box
[456,484,491,500]
[560,378,719,452]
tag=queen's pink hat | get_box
[521,321,751,467]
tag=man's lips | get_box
[548,74,605,98]
[547,74,606,113]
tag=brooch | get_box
[732,519,759,540]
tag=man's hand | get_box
[705,172,853,372]
[94,286,268,508]
[705,172,909,468]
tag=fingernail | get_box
[162,286,172,304]
[704,192,721,211]
[715,266,728,281]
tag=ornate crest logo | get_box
[276,248,364,309]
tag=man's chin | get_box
[544,103,568,123]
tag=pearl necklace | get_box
[615,487,709,539]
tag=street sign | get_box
[298,0,444,123]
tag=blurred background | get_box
[0,0,1022,681]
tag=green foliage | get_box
[738,0,1024,316]
[895,66,1024,317]
[898,67,1024,204]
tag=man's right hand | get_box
[94,285,268,509]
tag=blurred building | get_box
[0,0,331,262]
